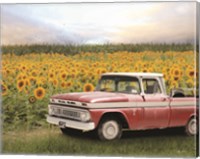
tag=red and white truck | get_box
[47,73,198,140]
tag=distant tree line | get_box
[1,43,195,55]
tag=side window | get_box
[100,79,115,92]
[142,79,161,94]
[118,80,140,94]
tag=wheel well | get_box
[187,115,198,125]
[189,115,198,120]
[173,92,185,98]
[99,112,129,129]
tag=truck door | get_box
[141,78,170,129]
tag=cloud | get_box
[108,2,196,44]
[1,8,78,45]
[1,2,197,45]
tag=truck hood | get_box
[51,91,129,103]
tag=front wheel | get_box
[97,118,122,141]
[185,117,198,136]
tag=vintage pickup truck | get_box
[47,72,198,140]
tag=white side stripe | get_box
[87,101,195,109]
[170,101,196,107]
[50,99,196,109]
[87,102,169,109]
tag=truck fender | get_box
[90,110,130,129]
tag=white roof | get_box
[102,72,163,77]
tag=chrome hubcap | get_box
[102,121,119,140]
[189,119,197,135]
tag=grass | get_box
[2,127,197,157]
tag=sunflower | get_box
[31,70,37,77]
[22,75,27,80]
[79,68,86,75]
[25,79,31,86]
[60,81,67,88]
[29,76,37,85]
[71,73,76,78]
[28,96,36,104]
[48,72,55,79]
[186,79,195,88]
[6,69,11,75]
[101,68,107,74]
[36,78,44,86]
[142,68,148,73]
[83,83,95,92]
[97,68,107,75]
[133,65,139,72]
[21,65,26,71]
[17,80,25,92]
[173,76,180,81]
[60,72,67,80]
[186,68,195,78]
[34,87,45,100]
[53,79,58,86]
[1,84,8,96]
[172,68,182,77]
[170,81,179,89]
[66,81,73,87]
[49,78,58,87]
[17,73,24,80]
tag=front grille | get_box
[49,105,83,121]
[62,109,80,118]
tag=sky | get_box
[1,2,197,45]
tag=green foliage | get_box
[2,93,49,131]
[2,128,196,156]
[2,43,194,55]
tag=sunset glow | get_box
[1,2,196,45]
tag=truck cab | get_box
[47,72,198,140]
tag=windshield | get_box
[96,75,141,94]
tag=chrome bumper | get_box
[46,115,95,131]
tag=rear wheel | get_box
[185,117,198,136]
[97,118,122,141]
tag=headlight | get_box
[48,105,54,115]
[79,111,90,122]
[50,98,56,103]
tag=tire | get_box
[60,127,82,136]
[97,118,122,141]
[185,117,198,136]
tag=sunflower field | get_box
[1,50,197,131]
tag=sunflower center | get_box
[32,72,37,76]
[61,83,65,87]
[67,82,71,87]
[174,77,179,81]
[86,86,91,91]
[189,71,194,77]
[29,96,36,103]
[62,74,66,78]
[19,81,24,87]
[174,70,179,76]
[37,90,43,97]
[2,85,6,92]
